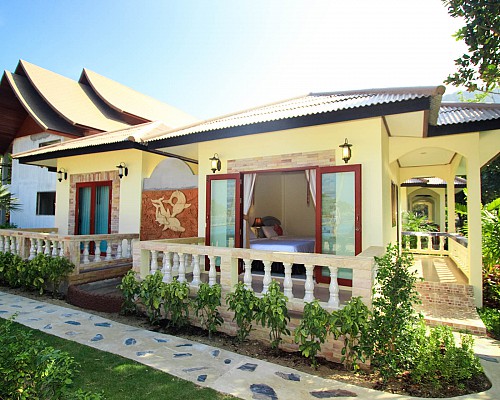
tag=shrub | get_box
[411,324,483,388]
[47,256,74,296]
[0,318,86,399]
[365,244,422,381]
[255,280,290,350]
[294,300,330,368]
[193,283,223,339]
[331,297,370,371]
[3,253,27,288]
[118,270,140,315]
[25,253,50,294]
[163,279,190,328]
[478,307,500,340]
[226,282,260,342]
[138,271,165,324]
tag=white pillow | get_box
[262,225,278,238]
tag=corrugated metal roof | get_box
[12,121,168,159]
[17,60,130,132]
[81,69,198,128]
[144,87,444,142]
[438,102,500,125]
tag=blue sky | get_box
[0,0,466,119]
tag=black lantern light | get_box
[57,168,67,182]
[116,162,128,179]
[209,153,221,173]
[339,138,352,163]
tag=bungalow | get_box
[8,85,500,316]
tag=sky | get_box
[0,0,468,120]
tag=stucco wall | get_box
[197,118,387,251]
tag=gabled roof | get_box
[80,69,198,128]
[16,60,130,132]
[438,103,500,125]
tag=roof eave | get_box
[428,119,500,136]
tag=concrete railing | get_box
[0,229,139,277]
[402,231,469,280]
[134,238,380,311]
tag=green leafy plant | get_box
[411,323,483,389]
[163,279,190,328]
[478,307,500,340]
[25,254,50,294]
[47,256,74,297]
[331,297,370,371]
[118,270,141,315]
[255,280,290,350]
[0,317,80,399]
[365,244,422,381]
[225,282,260,342]
[402,211,438,248]
[193,283,223,339]
[3,253,27,288]
[138,271,165,325]
[294,300,330,368]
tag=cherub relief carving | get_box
[151,190,191,232]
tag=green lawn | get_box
[0,320,237,400]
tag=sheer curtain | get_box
[243,173,257,248]
[305,169,317,208]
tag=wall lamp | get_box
[339,138,353,163]
[116,162,128,179]
[57,168,67,182]
[209,153,221,173]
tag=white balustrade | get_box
[303,264,315,302]
[283,262,293,300]
[105,241,112,261]
[83,241,90,264]
[29,238,36,260]
[262,260,272,294]
[191,254,201,287]
[162,251,172,283]
[208,255,217,286]
[327,266,340,309]
[243,258,252,290]
[150,250,158,275]
[177,252,186,283]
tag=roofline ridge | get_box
[311,85,446,97]
[441,102,500,108]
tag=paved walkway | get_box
[1,290,500,400]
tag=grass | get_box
[0,319,236,400]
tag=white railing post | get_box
[44,239,50,255]
[327,266,340,309]
[439,235,445,252]
[51,240,58,257]
[36,238,43,255]
[208,255,217,286]
[283,262,293,300]
[150,250,158,275]
[0,235,4,252]
[191,254,201,287]
[177,252,186,283]
[29,238,36,260]
[10,236,16,254]
[94,241,102,262]
[4,236,10,253]
[125,239,131,258]
[83,241,90,264]
[117,240,123,259]
[262,260,272,294]
[59,241,64,257]
[243,258,252,290]
[173,252,179,273]
[105,241,112,261]
[303,264,315,302]
[162,252,172,283]
[416,235,422,251]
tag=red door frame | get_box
[205,174,243,272]
[314,164,362,285]
[75,181,112,236]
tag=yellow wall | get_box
[55,149,165,234]
[197,118,388,251]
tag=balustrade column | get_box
[83,241,90,264]
[105,241,112,261]
[94,241,102,262]
[44,239,51,255]
[283,262,293,300]
[191,254,201,287]
[29,238,36,260]
[303,264,315,302]
[262,260,272,294]
[177,252,186,283]
[150,250,158,275]
[173,253,179,273]
[125,239,131,258]
[116,241,123,259]
[51,240,58,257]
[327,266,340,309]
[162,252,172,283]
[208,256,217,286]
[37,239,43,255]
[10,236,16,254]
[0,236,3,252]
[243,258,252,290]
[416,236,422,251]
[439,236,445,252]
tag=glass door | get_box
[206,174,242,269]
[315,165,361,285]
[76,182,112,254]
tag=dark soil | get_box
[1,285,493,398]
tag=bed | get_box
[249,215,315,254]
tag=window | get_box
[37,192,56,215]
[39,139,61,148]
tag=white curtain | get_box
[305,169,317,208]
[243,173,257,248]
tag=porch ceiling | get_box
[398,147,455,168]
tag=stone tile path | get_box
[1,290,500,400]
